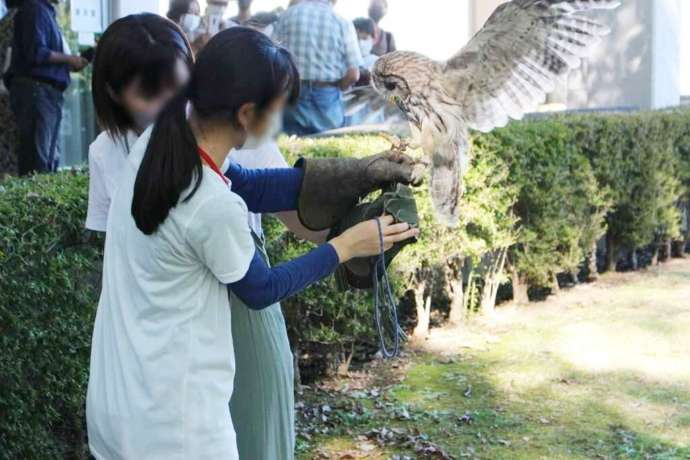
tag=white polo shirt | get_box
[85,131,138,232]
[224,141,289,236]
[86,128,255,459]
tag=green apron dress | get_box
[230,231,295,460]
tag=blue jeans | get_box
[9,78,63,175]
[283,84,344,136]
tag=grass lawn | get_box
[296,259,690,459]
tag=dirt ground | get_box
[298,259,690,459]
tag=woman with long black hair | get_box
[86,13,192,232]
[86,27,419,459]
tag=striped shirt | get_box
[274,0,362,82]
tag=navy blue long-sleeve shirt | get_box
[225,163,303,213]
[224,163,340,309]
[6,0,70,90]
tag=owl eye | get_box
[384,80,397,91]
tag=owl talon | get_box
[379,133,408,153]
[409,162,427,187]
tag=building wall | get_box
[568,0,680,110]
[651,0,681,108]
[111,0,159,19]
[680,1,690,96]
[567,0,653,110]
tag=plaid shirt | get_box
[274,0,362,82]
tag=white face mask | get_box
[180,14,201,33]
[359,37,374,57]
[242,111,283,150]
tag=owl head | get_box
[371,51,440,123]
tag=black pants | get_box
[9,78,63,175]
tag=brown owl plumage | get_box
[352,0,620,226]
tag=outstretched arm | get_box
[226,152,425,231]
[229,243,339,310]
[225,163,304,214]
[228,216,419,309]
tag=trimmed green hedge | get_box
[0,172,100,459]
[1,111,689,458]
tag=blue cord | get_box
[372,217,403,358]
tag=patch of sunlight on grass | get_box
[297,436,390,460]
[395,353,690,459]
[604,390,690,445]
[553,321,689,380]
[394,261,690,459]
[394,355,619,459]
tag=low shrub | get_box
[0,172,100,459]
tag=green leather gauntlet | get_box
[328,184,419,290]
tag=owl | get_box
[349,0,620,226]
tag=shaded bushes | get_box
[478,119,610,297]
[572,112,685,269]
[0,172,99,459]
[1,111,689,457]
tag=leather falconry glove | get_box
[329,184,420,290]
[295,151,425,231]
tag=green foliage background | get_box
[1,111,689,458]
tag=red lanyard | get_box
[198,146,229,185]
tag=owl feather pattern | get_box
[354,0,620,226]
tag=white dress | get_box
[86,128,255,460]
[224,141,297,460]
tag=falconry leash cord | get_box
[372,216,404,359]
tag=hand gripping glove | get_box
[328,184,419,290]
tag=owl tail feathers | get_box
[430,144,464,228]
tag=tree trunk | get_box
[479,284,496,314]
[551,273,561,294]
[672,240,686,258]
[586,242,599,282]
[446,258,465,325]
[480,249,507,315]
[448,277,465,325]
[510,268,529,304]
[413,293,431,339]
[413,279,430,339]
[659,240,672,262]
[604,231,617,272]
[464,270,477,313]
[337,343,354,376]
[630,249,639,270]
[292,347,302,389]
[651,246,659,266]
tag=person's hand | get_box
[67,55,89,72]
[329,215,419,263]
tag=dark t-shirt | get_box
[6,0,69,90]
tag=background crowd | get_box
[0,0,397,178]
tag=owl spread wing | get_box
[443,0,619,133]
